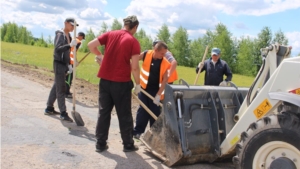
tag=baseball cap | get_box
[123,15,138,23]
[78,32,85,39]
[152,40,162,47]
[211,48,221,55]
[65,17,79,26]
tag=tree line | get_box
[1,22,53,48]
[1,20,290,76]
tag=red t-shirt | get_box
[97,30,140,82]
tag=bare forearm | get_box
[169,61,177,76]
[131,54,141,85]
[132,68,140,85]
[157,72,168,95]
[88,39,102,55]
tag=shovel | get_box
[194,45,209,85]
[132,88,164,121]
[77,52,91,67]
[132,93,158,121]
[71,20,85,126]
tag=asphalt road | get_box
[1,69,234,169]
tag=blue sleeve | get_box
[224,63,232,81]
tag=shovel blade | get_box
[71,111,85,126]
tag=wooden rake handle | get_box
[72,20,77,110]
[132,93,158,121]
[77,52,91,66]
[194,45,209,85]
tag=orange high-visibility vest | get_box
[168,69,178,83]
[70,38,81,65]
[140,50,170,100]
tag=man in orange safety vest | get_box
[133,41,170,139]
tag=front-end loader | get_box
[140,44,300,168]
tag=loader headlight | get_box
[289,88,300,95]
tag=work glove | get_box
[196,62,204,73]
[153,94,161,106]
[133,84,141,95]
[67,65,73,74]
[198,62,204,68]
[219,80,228,87]
[95,55,103,66]
[70,39,77,47]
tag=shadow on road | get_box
[47,115,96,142]
[98,150,165,169]
[66,98,98,109]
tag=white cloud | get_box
[126,0,300,31]
[167,13,179,23]
[0,0,112,39]
[38,4,47,9]
[1,0,299,56]
[214,0,300,16]
[79,8,111,20]
[285,31,300,56]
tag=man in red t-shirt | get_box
[88,15,141,153]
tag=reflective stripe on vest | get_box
[140,50,170,100]
[70,38,81,64]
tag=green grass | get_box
[1,42,100,84]
[1,42,255,87]
[176,66,255,87]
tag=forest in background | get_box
[1,19,292,76]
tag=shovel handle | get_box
[72,20,77,111]
[132,93,158,120]
[140,89,163,107]
[194,45,209,85]
[77,52,91,66]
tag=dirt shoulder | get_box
[1,60,100,107]
[1,60,140,116]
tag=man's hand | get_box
[95,55,103,65]
[198,62,204,68]
[153,94,160,106]
[219,80,228,86]
[133,84,141,95]
[70,40,77,47]
[67,65,73,74]
[196,62,204,73]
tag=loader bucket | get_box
[141,83,248,167]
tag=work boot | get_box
[133,133,141,140]
[123,144,139,152]
[95,144,109,153]
[60,112,73,122]
[44,106,60,115]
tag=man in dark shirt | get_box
[196,48,232,86]
[44,17,78,122]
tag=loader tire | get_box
[233,112,300,169]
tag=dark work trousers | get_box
[65,65,73,94]
[133,88,160,135]
[95,79,134,147]
[46,62,67,113]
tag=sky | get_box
[1,0,300,56]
